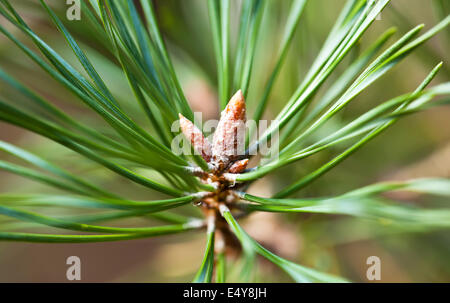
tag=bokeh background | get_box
[0,0,449,282]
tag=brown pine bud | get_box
[228,159,249,173]
[179,113,212,162]
[212,90,246,166]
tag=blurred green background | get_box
[0,0,448,282]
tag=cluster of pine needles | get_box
[0,0,449,282]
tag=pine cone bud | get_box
[179,113,212,162]
[212,90,247,167]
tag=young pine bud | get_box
[228,159,249,173]
[212,90,246,167]
[179,113,212,162]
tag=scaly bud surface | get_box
[212,90,246,167]
[179,113,212,162]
